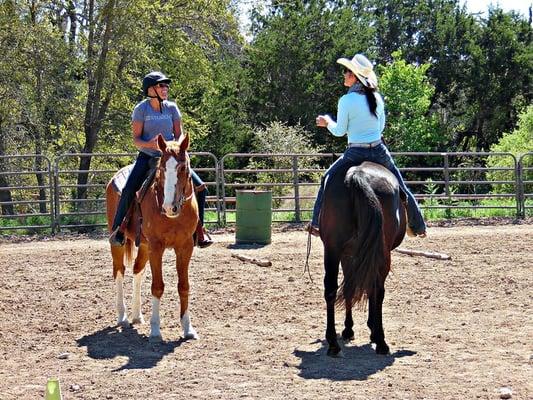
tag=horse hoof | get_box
[327,348,344,358]
[342,330,354,342]
[183,329,200,340]
[183,331,199,340]
[149,335,162,343]
[131,317,145,325]
[117,319,131,328]
[375,343,390,355]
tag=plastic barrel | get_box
[235,190,272,244]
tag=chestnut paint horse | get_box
[106,134,199,342]
[319,161,407,356]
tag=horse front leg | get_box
[368,282,389,355]
[131,243,149,324]
[148,241,165,342]
[175,240,198,340]
[324,249,341,357]
[111,246,129,328]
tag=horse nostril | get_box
[172,206,178,213]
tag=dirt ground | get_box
[0,222,531,400]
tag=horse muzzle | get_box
[162,203,182,218]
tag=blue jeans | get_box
[112,152,207,230]
[311,144,426,234]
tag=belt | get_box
[347,139,382,148]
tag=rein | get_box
[303,231,314,283]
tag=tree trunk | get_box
[77,0,116,204]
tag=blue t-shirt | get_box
[131,99,182,156]
[326,85,385,144]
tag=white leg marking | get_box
[115,272,129,327]
[131,270,145,324]
[149,296,162,342]
[162,157,178,214]
[181,310,199,340]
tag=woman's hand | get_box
[316,115,330,127]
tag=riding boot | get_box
[109,227,125,247]
[195,223,213,248]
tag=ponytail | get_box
[363,85,378,118]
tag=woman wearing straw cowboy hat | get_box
[307,54,427,238]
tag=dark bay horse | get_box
[106,134,199,342]
[319,161,407,356]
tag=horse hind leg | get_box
[131,243,149,325]
[367,282,389,355]
[342,301,355,341]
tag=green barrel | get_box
[235,190,272,244]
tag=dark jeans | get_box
[311,144,426,234]
[112,152,207,231]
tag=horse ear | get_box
[157,134,166,152]
[179,133,190,153]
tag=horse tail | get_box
[337,170,386,306]
[124,238,134,268]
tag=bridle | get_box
[154,153,194,216]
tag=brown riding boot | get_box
[195,224,213,248]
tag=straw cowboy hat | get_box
[337,54,378,89]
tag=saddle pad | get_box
[111,164,134,195]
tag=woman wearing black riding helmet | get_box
[109,71,213,248]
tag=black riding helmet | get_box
[142,71,171,113]
[142,71,171,96]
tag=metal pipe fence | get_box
[0,151,530,233]
[0,155,54,232]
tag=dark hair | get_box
[363,85,378,118]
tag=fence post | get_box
[220,156,227,226]
[443,153,450,198]
[517,157,524,219]
[292,156,301,223]
[45,157,55,234]
[53,158,61,233]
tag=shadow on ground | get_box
[294,340,416,381]
[76,325,185,371]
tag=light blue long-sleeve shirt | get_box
[326,85,385,144]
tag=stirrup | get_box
[305,223,320,237]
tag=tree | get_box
[487,105,533,194]
[247,0,375,150]
[378,53,443,152]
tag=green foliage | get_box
[487,106,533,194]
[248,121,323,206]
[379,52,444,152]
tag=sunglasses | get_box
[343,68,352,75]
[156,83,170,89]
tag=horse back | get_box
[349,162,406,249]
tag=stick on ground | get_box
[231,252,272,267]
[395,247,451,260]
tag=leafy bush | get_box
[487,106,533,194]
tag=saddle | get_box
[112,157,161,246]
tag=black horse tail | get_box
[337,169,386,306]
